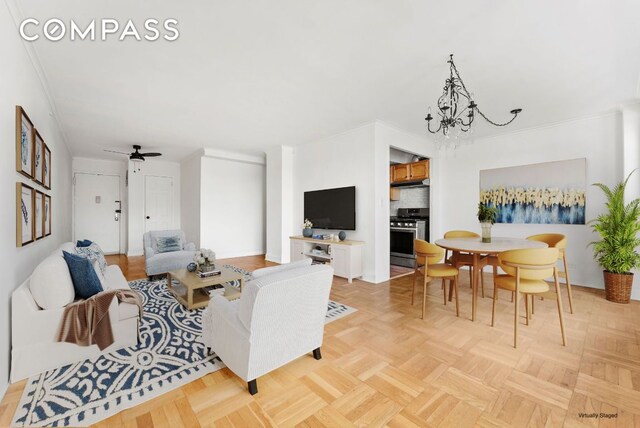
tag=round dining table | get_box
[434,237,547,321]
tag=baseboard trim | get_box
[216,250,265,260]
[265,254,283,264]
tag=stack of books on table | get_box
[197,269,221,278]
[205,284,225,296]
[312,234,332,240]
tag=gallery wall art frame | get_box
[34,190,45,240]
[43,143,51,189]
[44,194,51,237]
[15,106,35,179]
[33,129,45,186]
[16,182,35,247]
[479,158,587,225]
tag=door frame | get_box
[72,172,122,255]
[143,174,174,233]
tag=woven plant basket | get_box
[603,271,633,303]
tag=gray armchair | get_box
[143,230,197,277]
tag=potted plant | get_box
[303,219,313,237]
[477,203,498,243]
[590,171,640,303]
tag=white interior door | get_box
[145,175,173,232]
[74,173,121,254]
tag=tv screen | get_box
[304,186,356,230]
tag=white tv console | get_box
[290,236,364,283]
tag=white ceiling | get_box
[16,0,640,161]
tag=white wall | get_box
[0,3,73,395]
[180,152,202,248]
[72,157,128,254]
[292,124,378,281]
[200,152,266,258]
[374,122,438,282]
[266,146,293,263]
[285,121,435,283]
[621,105,640,300]
[437,113,623,292]
[127,160,181,256]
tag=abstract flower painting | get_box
[480,159,586,224]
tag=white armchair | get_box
[143,230,196,277]
[202,262,333,394]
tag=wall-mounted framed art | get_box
[16,182,35,247]
[44,194,51,237]
[16,106,35,179]
[479,158,587,225]
[33,130,45,186]
[34,191,45,240]
[43,143,51,189]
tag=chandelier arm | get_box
[474,108,520,127]
[450,58,521,127]
[426,119,443,134]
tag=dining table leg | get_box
[472,252,479,321]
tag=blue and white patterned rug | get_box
[13,266,356,427]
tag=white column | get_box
[266,146,294,263]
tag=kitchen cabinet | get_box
[410,159,429,180]
[391,164,410,182]
[390,187,401,201]
[390,159,430,184]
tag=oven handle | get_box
[390,227,418,232]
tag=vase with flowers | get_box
[303,219,313,238]
[194,248,216,273]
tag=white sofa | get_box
[11,242,140,383]
[201,259,333,394]
[143,230,196,277]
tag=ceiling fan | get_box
[104,145,162,162]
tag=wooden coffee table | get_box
[167,266,245,310]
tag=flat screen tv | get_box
[304,186,356,230]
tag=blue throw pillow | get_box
[76,239,93,247]
[156,235,182,253]
[63,251,103,299]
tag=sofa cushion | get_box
[251,259,312,279]
[63,251,104,299]
[56,242,78,257]
[145,250,195,275]
[75,242,107,274]
[29,254,76,309]
[76,239,93,247]
[156,235,183,253]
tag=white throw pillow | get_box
[92,258,106,288]
[29,254,76,309]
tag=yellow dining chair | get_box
[491,248,566,348]
[444,230,486,298]
[412,239,460,319]
[526,234,574,313]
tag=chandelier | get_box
[425,54,522,138]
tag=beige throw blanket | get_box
[57,289,143,350]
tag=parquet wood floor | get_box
[2,255,639,427]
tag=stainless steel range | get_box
[390,208,429,268]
